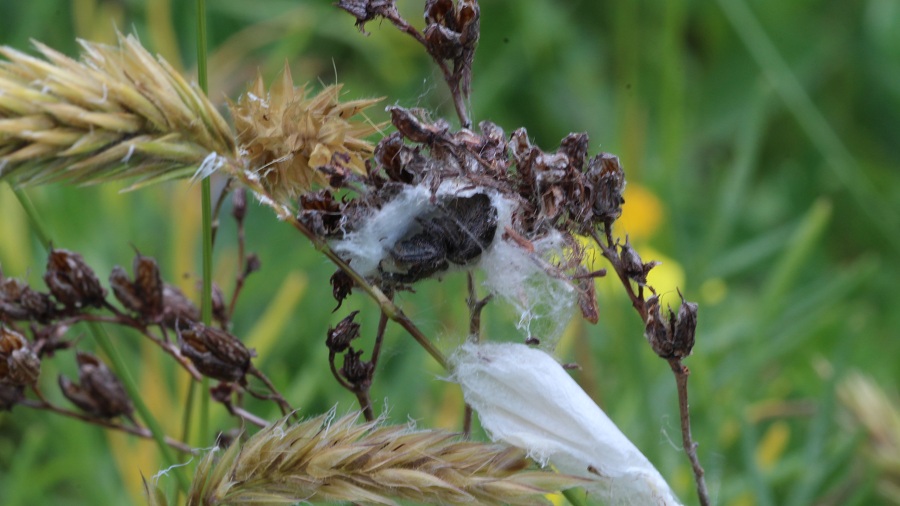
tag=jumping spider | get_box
[381,193,498,284]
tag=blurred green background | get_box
[1,0,899,504]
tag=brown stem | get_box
[369,309,390,370]
[465,271,491,340]
[379,5,471,128]
[247,366,293,416]
[224,402,268,428]
[62,313,203,381]
[668,359,710,506]
[22,398,195,454]
[209,178,234,247]
[328,350,354,391]
[462,271,490,437]
[354,390,375,422]
[227,189,248,320]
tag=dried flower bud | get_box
[619,239,659,287]
[644,294,697,359]
[109,265,142,313]
[341,347,373,386]
[59,352,133,419]
[161,284,200,329]
[644,296,675,358]
[330,269,355,311]
[0,277,31,320]
[586,153,625,224]
[179,323,254,383]
[299,190,345,237]
[211,283,228,328]
[0,383,24,411]
[44,249,107,310]
[0,325,40,386]
[210,382,236,404]
[20,288,55,323]
[388,106,449,145]
[673,294,698,359]
[244,254,261,277]
[326,311,361,354]
[110,254,164,321]
[132,254,164,318]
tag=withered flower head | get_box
[161,284,201,329]
[329,268,355,311]
[179,323,254,383]
[109,253,164,320]
[341,347,373,386]
[326,310,361,354]
[59,351,133,419]
[229,64,383,202]
[1,276,55,322]
[620,239,659,287]
[586,152,625,225]
[644,294,698,359]
[0,325,40,386]
[44,248,107,310]
[0,383,24,411]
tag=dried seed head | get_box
[329,269,355,311]
[341,347,373,386]
[0,383,24,411]
[586,152,625,224]
[244,254,262,277]
[211,283,228,328]
[644,294,697,359]
[110,253,164,321]
[644,295,674,358]
[161,284,200,329]
[672,293,698,359]
[619,239,658,287]
[1,276,55,322]
[59,351,133,419]
[44,249,107,310]
[229,65,382,202]
[326,310,361,354]
[0,277,31,320]
[0,325,40,386]
[179,323,254,383]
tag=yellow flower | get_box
[229,64,383,202]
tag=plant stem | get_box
[196,0,212,444]
[669,359,710,506]
[9,185,51,249]
[89,321,192,492]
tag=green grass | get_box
[2,0,899,504]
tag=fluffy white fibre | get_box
[452,341,682,506]
[478,227,576,348]
[330,184,433,276]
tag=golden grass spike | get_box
[0,34,236,189]
[185,412,587,506]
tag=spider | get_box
[381,193,498,283]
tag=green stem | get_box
[11,185,190,493]
[89,322,191,492]
[196,0,212,446]
[10,185,51,250]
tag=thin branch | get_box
[22,398,195,454]
[668,359,710,506]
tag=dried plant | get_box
[172,411,584,506]
[0,1,713,504]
